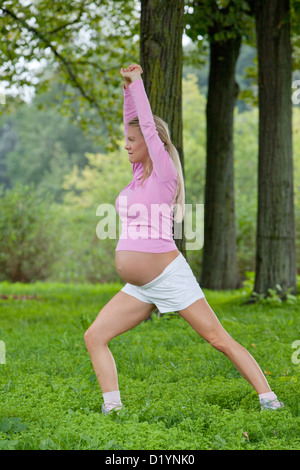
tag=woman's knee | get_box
[84,320,108,349]
[84,325,96,349]
[207,332,235,355]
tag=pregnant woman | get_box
[84,64,283,414]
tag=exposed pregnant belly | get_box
[115,250,180,286]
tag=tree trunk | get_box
[201,35,242,290]
[140,0,186,256]
[254,0,297,297]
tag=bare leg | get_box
[178,297,271,394]
[84,291,156,393]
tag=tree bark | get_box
[201,35,242,289]
[254,0,297,297]
[140,0,186,256]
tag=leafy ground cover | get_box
[0,280,299,450]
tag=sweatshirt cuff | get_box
[128,78,143,89]
[123,84,131,94]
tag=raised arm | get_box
[128,78,177,182]
[123,85,136,143]
[122,65,143,176]
[120,65,177,182]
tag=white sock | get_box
[259,391,277,402]
[103,391,122,411]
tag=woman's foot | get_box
[260,398,284,411]
[102,404,122,415]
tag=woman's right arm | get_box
[123,84,136,144]
[122,65,143,176]
[122,64,142,142]
[123,85,143,176]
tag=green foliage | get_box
[0,282,299,450]
[62,149,132,207]
[251,286,298,306]
[0,0,140,150]
[182,74,206,207]
[184,0,255,43]
[46,206,121,284]
[0,184,62,282]
[0,94,101,201]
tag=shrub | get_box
[0,184,61,282]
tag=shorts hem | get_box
[121,288,155,305]
[158,294,205,313]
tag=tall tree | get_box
[140,0,186,254]
[250,0,297,297]
[202,29,242,289]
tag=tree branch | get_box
[1,6,100,110]
[43,0,88,35]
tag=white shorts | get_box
[121,252,205,313]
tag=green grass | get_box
[0,280,299,450]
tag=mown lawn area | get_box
[0,280,299,450]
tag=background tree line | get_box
[0,0,299,301]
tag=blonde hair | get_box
[128,115,185,223]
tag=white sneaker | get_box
[260,398,284,411]
[102,404,122,415]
